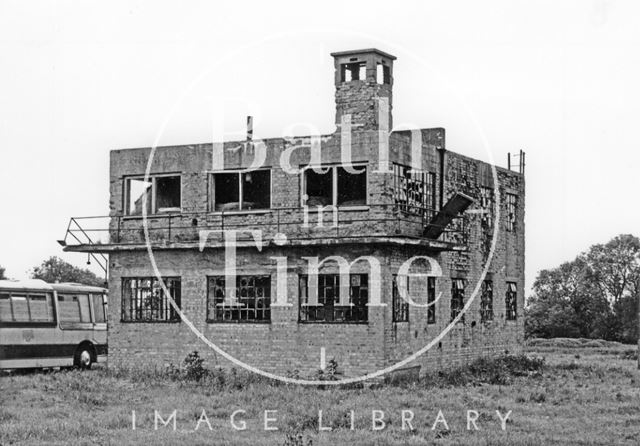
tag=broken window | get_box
[376,63,391,84]
[155,176,181,212]
[126,178,152,215]
[506,193,517,232]
[125,175,181,215]
[505,282,517,320]
[480,187,494,230]
[450,278,466,322]
[121,277,181,322]
[427,277,436,324]
[214,172,240,211]
[303,165,367,208]
[341,61,366,82]
[480,280,493,323]
[207,275,271,322]
[299,274,368,323]
[392,163,436,220]
[337,166,366,206]
[392,275,409,323]
[212,170,271,211]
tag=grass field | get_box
[1,340,638,446]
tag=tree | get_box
[525,259,611,339]
[0,265,6,280]
[30,256,105,287]
[582,234,640,343]
[581,234,640,305]
[526,234,639,343]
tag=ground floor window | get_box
[121,277,181,322]
[299,274,368,323]
[391,275,409,322]
[207,275,271,322]
[505,282,517,320]
[480,280,494,323]
[427,277,436,324]
[451,278,466,322]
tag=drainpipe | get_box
[437,146,446,210]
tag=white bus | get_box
[0,279,108,370]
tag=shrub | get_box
[421,354,545,388]
[183,351,206,381]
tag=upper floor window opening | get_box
[376,63,391,84]
[505,282,517,321]
[125,174,181,216]
[211,169,271,212]
[340,61,366,82]
[506,193,517,232]
[392,163,436,220]
[303,164,367,208]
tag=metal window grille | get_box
[207,275,271,322]
[427,277,436,324]
[505,282,517,320]
[480,187,494,230]
[450,278,466,322]
[391,275,409,323]
[299,274,368,323]
[392,164,436,222]
[506,193,517,232]
[121,277,181,322]
[480,280,494,322]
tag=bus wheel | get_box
[74,345,93,370]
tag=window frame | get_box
[301,163,368,209]
[450,278,466,322]
[427,277,436,324]
[391,275,409,323]
[209,168,273,213]
[124,173,182,216]
[505,281,518,321]
[0,291,57,327]
[480,280,494,323]
[299,273,369,323]
[392,163,437,221]
[121,277,181,323]
[206,275,272,323]
[506,193,517,232]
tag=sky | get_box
[0,0,639,292]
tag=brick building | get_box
[63,49,525,378]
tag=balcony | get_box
[59,203,468,254]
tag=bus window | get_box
[92,294,106,323]
[0,293,11,322]
[28,293,55,322]
[57,294,91,323]
[10,294,29,322]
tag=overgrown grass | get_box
[1,343,638,445]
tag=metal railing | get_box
[60,203,467,249]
